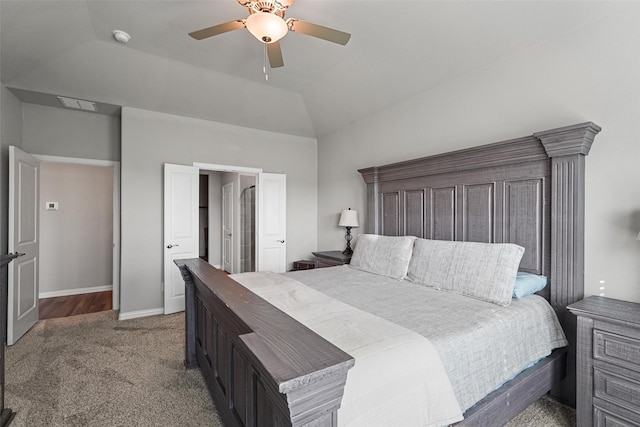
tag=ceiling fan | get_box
[189,0,351,68]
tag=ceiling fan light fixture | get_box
[245,12,288,43]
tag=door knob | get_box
[167,244,180,249]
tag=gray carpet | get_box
[6,311,222,426]
[5,311,575,426]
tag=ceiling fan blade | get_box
[189,20,245,40]
[267,41,284,68]
[288,19,351,45]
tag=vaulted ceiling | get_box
[0,1,621,138]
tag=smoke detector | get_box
[112,30,131,43]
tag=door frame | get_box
[194,163,262,273]
[34,155,121,310]
[222,182,233,273]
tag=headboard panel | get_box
[358,122,601,311]
[376,161,550,275]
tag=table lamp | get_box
[338,208,359,255]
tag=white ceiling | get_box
[0,1,622,138]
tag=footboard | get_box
[175,259,355,427]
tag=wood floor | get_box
[39,291,113,320]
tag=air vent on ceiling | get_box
[57,96,97,112]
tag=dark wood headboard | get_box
[358,122,601,405]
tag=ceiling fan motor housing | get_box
[239,1,291,18]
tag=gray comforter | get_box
[285,265,568,412]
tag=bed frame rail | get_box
[457,348,567,426]
[176,259,354,427]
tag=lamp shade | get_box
[245,12,288,44]
[338,209,359,228]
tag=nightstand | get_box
[568,296,640,426]
[292,260,315,271]
[312,251,352,268]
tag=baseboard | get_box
[39,285,113,299]
[118,308,164,321]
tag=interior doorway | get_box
[199,169,258,274]
[8,148,120,344]
[36,155,120,311]
[163,162,286,315]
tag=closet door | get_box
[256,173,286,273]
[7,146,40,346]
[163,163,199,314]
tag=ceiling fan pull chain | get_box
[263,44,269,81]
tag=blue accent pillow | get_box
[513,272,547,299]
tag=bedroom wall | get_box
[21,104,120,161]
[317,4,640,304]
[120,107,317,317]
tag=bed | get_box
[175,121,601,426]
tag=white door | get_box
[163,164,199,314]
[8,146,40,345]
[222,183,233,273]
[257,173,286,273]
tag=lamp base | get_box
[342,226,353,256]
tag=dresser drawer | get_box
[568,297,640,427]
[594,406,640,427]
[594,368,640,416]
[312,251,351,268]
[595,330,640,373]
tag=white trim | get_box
[118,308,164,321]
[39,285,113,299]
[194,162,262,173]
[34,154,121,311]
[112,163,120,310]
[34,155,118,168]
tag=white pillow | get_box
[407,238,524,306]
[349,234,417,280]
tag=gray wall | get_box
[39,162,113,295]
[120,107,317,316]
[317,8,640,304]
[22,104,120,161]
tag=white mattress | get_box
[285,265,568,412]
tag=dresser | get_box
[312,251,351,268]
[568,296,640,426]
